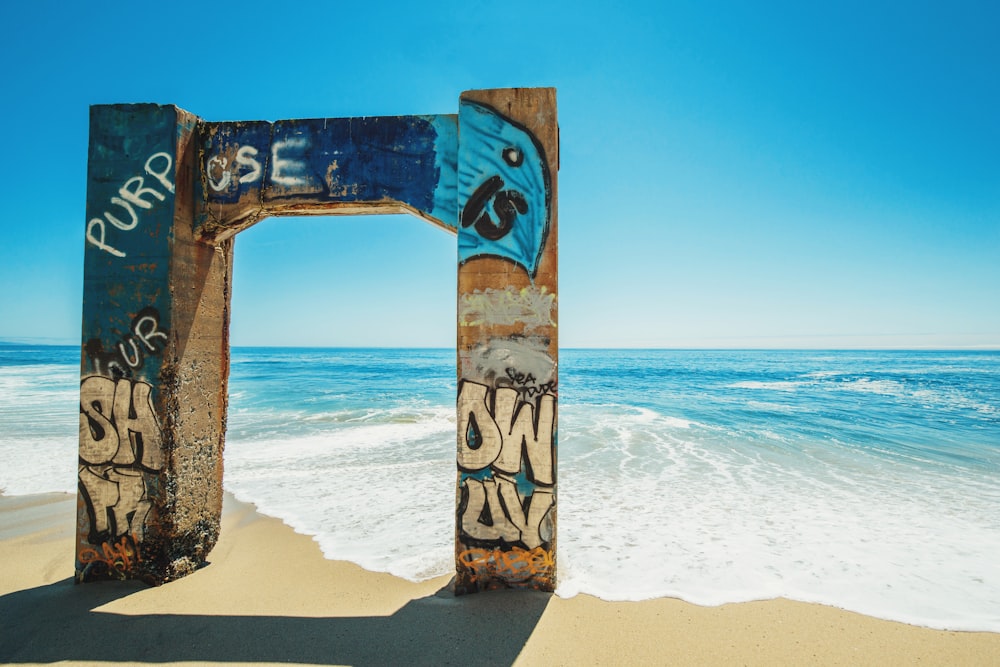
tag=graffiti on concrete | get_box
[500,367,558,400]
[78,376,162,549]
[86,152,174,258]
[78,530,142,574]
[84,306,168,378]
[205,144,263,192]
[466,338,556,390]
[458,545,555,589]
[457,380,554,485]
[200,115,459,229]
[457,379,555,570]
[78,89,555,589]
[459,285,556,331]
[458,101,551,276]
[460,476,554,549]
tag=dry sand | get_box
[1,492,997,666]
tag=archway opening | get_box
[223,213,457,580]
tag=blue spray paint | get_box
[200,115,459,230]
[458,101,550,276]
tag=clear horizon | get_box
[3,337,998,352]
[2,1,997,349]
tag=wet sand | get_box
[1,492,997,666]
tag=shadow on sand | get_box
[0,577,551,666]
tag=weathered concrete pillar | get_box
[78,104,232,583]
[77,89,558,591]
[455,88,559,593]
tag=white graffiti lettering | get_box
[144,151,175,193]
[206,155,232,192]
[85,307,168,377]
[118,175,167,210]
[86,151,174,257]
[271,137,310,186]
[206,145,264,193]
[236,145,262,183]
[104,197,139,231]
[133,312,167,352]
[86,218,125,258]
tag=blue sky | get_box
[1,0,996,348]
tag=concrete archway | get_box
[77,88,558,594]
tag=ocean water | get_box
[2,344,998,631]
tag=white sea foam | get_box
[6,410,998,632]
[223,404,456,581]
[0,435,78,495]
[745,400,804,413]
[224,400,1000,632]
[837,377,905,395]
[0,365,79,495]
[4,348,999,633]
[829,377,999,419]
[802,370,848,379]
[729,380,803,391]
[553,404,1000,631]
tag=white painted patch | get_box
[459,285,555,331]
[466,337,556,387]
[270,137,310,186]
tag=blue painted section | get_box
[79,104,180,580]
[199,120,272,204]
[199,114,458,230]
[428,114,458,228]
[461,469,495,483]
[83,104,177,382]
[457,101,550,276]
[461,469,537,496]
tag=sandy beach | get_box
[1,492,997,666]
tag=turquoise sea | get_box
[1,345,998,631]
